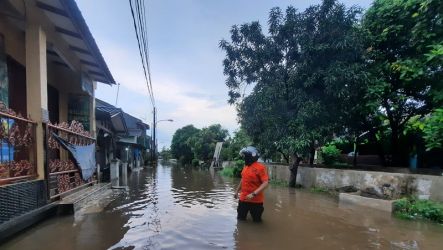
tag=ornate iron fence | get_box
[46,121,96,199]
[0,106,37,186]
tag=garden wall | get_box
[223,162,443,202]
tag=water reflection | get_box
[2,164,443,250]
[110,164,237,250]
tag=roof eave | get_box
[60,0,115,85]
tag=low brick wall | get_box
[222,162,443,202]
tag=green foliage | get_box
[171,125,200,164]
[191,159,200,167]
[171,124,229,164]
[221,160,244,178]
[159,147,172,161]
[406,109,443,151]
[223,129,252,161]
[217,0,442,166]
[393,197,443,224]
[422,109,443,150]
[187,124,229,162]
[220,167,236,177]
[220,0,371,161]
[321,144,342,165]
[362,0,443,164]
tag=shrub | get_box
[221,160,244,178]
[393,197,443,224]
[191,159,200,167]
[310,186,329,193]
[321,144,341,165]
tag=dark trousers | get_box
[237,201,264,222]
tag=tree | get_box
[363,0,443,165]
[223,128,252,161]
[408,109,443,151]
[220,0,369,164]
[159,147,172,161]
[187,124,229,162]
[170,125,200,164]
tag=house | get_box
[95,98,151,180]
[0,0,115,227]
[117,112,150,169]
[95,98,127,181]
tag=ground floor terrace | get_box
[1,163,442,250]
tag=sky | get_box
[76,0,372,149]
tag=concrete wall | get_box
[223,162,443,202]
[269,164,443,202]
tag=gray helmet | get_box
[239,146,260,165]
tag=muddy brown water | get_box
[2,164,443,250]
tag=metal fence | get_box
[0,111,37,186]
[46,121,96,199]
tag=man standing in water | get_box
[234,146,269,222]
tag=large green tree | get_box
[220,0,369,163]
[363,0,443,165]
[187,124,229,162]
[170,125,200,164]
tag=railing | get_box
[0,109,37,186]
[46,121,96,199]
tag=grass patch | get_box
[220,167,235,177]
[393,197,443,224]
[220,166,243,178]
[310,186,329,193]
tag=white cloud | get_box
[97,40,239,148]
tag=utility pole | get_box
[152,107,156,165]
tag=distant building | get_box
[117,112,150,169]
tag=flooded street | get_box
[3,163,443,250]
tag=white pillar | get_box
[26,24,47,180]
[121,162,128,186]
[110,159,120,186]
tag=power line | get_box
[128,0,155,107]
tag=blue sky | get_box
[76,0,372,149]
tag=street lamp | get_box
[125,147,129,163]
[152,119,173,164]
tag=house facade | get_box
[0,0,114,225]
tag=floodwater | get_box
[2,163,443,250]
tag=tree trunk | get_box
[278,149,289,164]
[369,132,386,167]
[391,126,401,167]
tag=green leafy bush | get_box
[393,197,443,224]
[221,160,244,178]
[191,159,200,167]
[321,144,342,165]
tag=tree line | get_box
[168,124,252,166]
[218,0,443,167]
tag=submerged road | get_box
[2,163,443,249]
